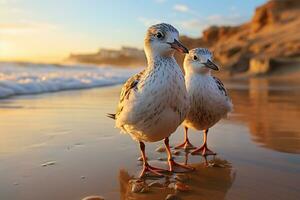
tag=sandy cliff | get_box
[69,0,300,75]
[177,0,300,75]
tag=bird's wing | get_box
[119,70,144,103]
[212,76,228,97]
[107,69,145,120]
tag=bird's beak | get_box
[204,59,219,71]
[167,39,189,54]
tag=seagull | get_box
[175,48,233,156]
[108,23,193,177]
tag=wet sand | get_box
[0,78,299,200]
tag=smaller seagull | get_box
[175,48,233,156]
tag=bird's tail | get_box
[106,113,116,120]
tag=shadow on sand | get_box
[119,154,236,200]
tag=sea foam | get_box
[0,62,140,98]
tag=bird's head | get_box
[184,48,219,75]
[144,23,189,58]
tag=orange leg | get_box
[175,126,196,150]
[164,137,194,172]
[203,155,209,166]
[191,129,217,156]
[138,142,167,178]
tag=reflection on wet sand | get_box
[229,78,300,154]
[119,156,235,200]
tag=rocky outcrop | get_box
[69,0,300,75]
[177,0,300,75]
[249,57,273,75]
[251,0,300,32]
[202,26,240,43]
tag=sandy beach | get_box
[1,0,300,199]
[0,78,299,200]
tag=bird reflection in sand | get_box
[230,78,300,154]
[182,151,212,167]
[119,155,235,200]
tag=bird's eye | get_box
[156,32,163,39]
[193,55,198,60]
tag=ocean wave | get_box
[0,62,140,99]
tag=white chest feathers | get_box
[184,74,232,130]
[116,57,189,142]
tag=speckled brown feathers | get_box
[107,70,145,120]
[213,76,228,97]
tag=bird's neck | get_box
[146,52,176,69]
[186,70,211,78]
[145,45,175,65]
[150,56,176,70]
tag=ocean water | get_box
[0,62,139,98]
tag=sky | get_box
[0,0,266,63]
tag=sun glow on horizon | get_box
[0,19,125,63]
[0,0,266,63]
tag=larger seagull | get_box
[108,23,192,177]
